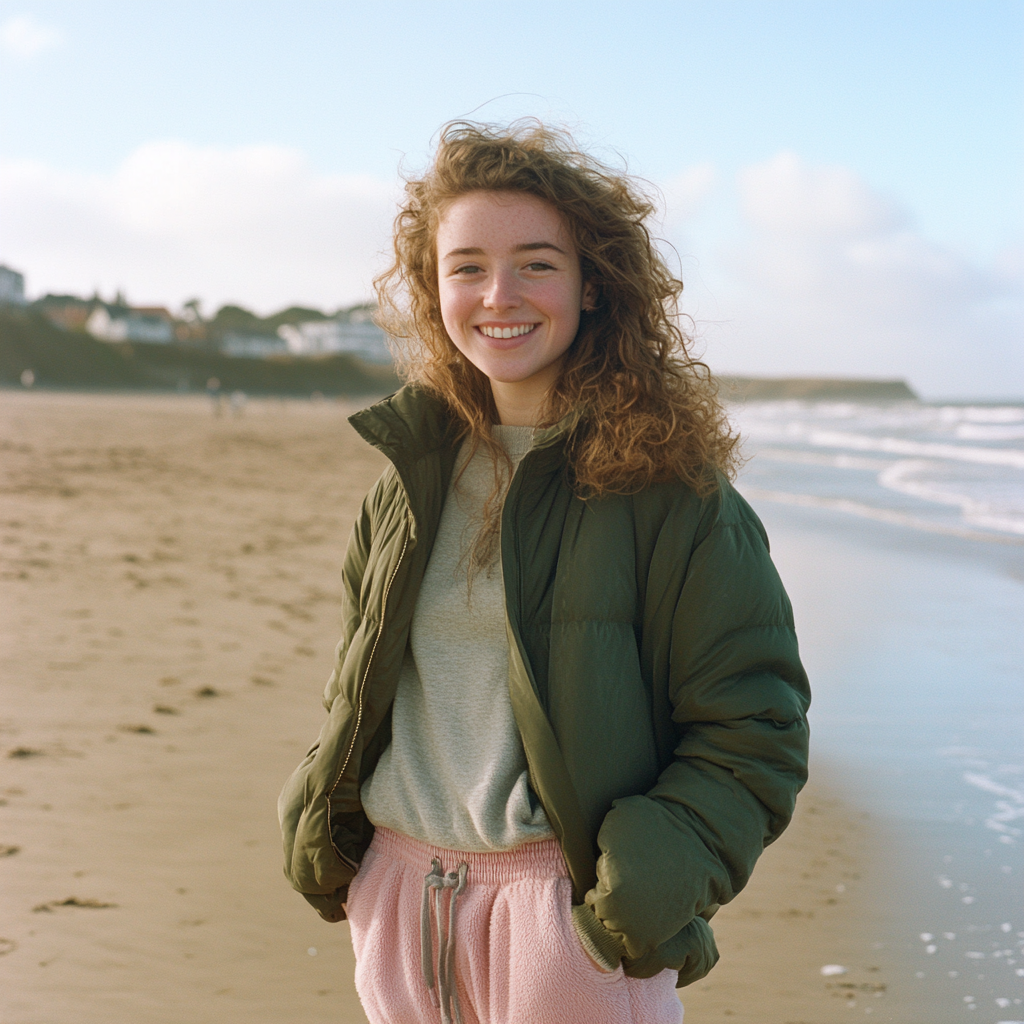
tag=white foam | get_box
[962,772,1024,838]
[732,400,1024,428]
[963,773,1024,805]
[956,406,1024,424]
[754,447,892,471]
[957,423,1024,441]
[736,485,1024,546]
[734,400,1024,537]
[878,461,1024,535]
[806,430,1024,470]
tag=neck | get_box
[489,364,559,426]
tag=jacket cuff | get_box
[301,886,349,923]
[571,903,627,971]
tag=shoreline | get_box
[748,496,1023,1022]
[682,766,894,1022]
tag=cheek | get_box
[544,292,583,341]
[438,283,470,331]
[536,278,583,320]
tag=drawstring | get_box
[421,857,468,1024]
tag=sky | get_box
[0,0,1021,397]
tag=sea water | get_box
[733,399,1024,541]
[731,399,1024,1020]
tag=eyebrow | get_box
[442,241,567,258]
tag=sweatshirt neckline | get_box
[491,424,536,460]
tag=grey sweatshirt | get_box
[359,425,555,852]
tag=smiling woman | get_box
[278,121,810,1024]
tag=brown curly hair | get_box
[374,119,738,504]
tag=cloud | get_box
[659,162,716,225]
[0,141,396,312]
[688,153,1022,398]
[738,151,899,237]
[0,15,61,58]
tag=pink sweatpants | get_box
[346,827,683,1024]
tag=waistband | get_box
[370,826,569,885]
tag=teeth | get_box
[480,324,534,338]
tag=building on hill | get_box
[34,294,95,331]
[277,318,390,363]
[221,332,289,358]
[86,305,175,343]
[45,304,92,331]
[0,265,26,305]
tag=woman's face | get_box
[436,190,594,421]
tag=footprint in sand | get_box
[33,897,118,912]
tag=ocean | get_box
[733,399,1024,542]
[732,399,1024,1021]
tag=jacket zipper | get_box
[326,514,411,869]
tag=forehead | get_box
[436,191,572,252]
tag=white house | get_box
[276,319,390,362]
[0,265,26,305]
[221,333,289,358]
[86,305,174,343]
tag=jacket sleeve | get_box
[277,472,387,908]
[586,489,810,982]
[321,481,377,712]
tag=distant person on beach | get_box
[206,376,222,416]
[279,121,810,1024]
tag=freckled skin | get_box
[436,191,595,426]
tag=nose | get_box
[483,268,521,311]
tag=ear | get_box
[581,280,598,312]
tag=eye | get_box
[525,260,556,272]
[451,264,482,275]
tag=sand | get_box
[1,390,913,1024]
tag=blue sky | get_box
[1,0,1021,396]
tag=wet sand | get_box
[2,390,915,1023]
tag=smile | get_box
[477,324,538,339]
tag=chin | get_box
[482,369,529,384]
[481,366,547,386]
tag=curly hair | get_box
[374,119,738,511]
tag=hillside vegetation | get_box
[0,310,398,395]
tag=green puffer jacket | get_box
[279,384,810,986]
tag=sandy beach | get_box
[0,390,1006,1023]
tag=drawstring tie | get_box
[421,857,468,1024]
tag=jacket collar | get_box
[349,383,581,470]
[348,384,457,472]
[533,407,583,451]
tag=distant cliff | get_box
[719,376,918,402]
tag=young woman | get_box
[279,122,810,1024]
